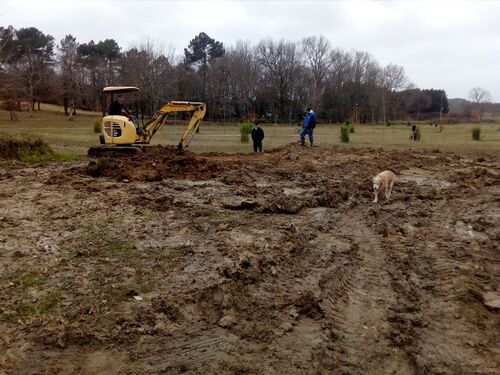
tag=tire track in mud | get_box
[228,210,338,373]
[377,193,499,374]
[130,329,238,373]
[147,208,357,374]
[315,208,415,374]
[255,209,340,373]
[235,205,416,374]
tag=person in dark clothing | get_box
[108,95,130,117]
[251,122,265,152]
[410,123,417,140]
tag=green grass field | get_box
[1,109,499,156]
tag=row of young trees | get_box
[1,26,451,122]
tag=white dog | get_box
[372,170,396,203]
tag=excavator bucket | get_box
[175,142,184,155]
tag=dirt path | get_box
[0,144,498,374]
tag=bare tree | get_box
[380,64,409,120]
[352,51,372,86]
[224,41,259,119]
[257,39,301,122]
[206,55,231,121]
[301,35,331,110]
[381,64,408,91]
[137,39,175,112]
[328,49,353,91]
[469,87,492,121]
[0,73,22,120]
[322,49,352,122]
[58,35,79,116]
[78,39,121,113]
[469,87,491,103]
[11,27,54,116]
[119,40,175,117]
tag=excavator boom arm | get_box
[176,103,206,152]
[140,101,206,150]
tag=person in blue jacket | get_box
[300,107,317,147]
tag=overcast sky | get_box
[2,0,499,101]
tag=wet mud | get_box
[0,144,498,374]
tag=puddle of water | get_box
[454,221,490,241]
[283,187,306,196]
[399,171,452,189]
[256,182,271,188]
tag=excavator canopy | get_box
[103,86,140,94]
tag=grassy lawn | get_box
[1,109,499,156]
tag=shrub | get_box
[240,122,253,135]
[472,127,481,141]
[240,122,253,144]
[414,127,421,141]
[56,152,78,161]
[240,134,250,144]
[93,120,101,133]
[385,121,391,127]
[0,133,54,161]
[340,124,350,143]
[0,133,76,163]
[342,120,354,133]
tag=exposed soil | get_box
[0,144,499,374]
[85,146,235,181]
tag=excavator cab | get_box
[89,86,206,157]
[100,86,141,146]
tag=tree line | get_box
[1,26,452,123]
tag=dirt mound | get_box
[86,145,241,181]
[85,143,315,182]
[0,133,54,160]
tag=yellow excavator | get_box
[88,86,206,157]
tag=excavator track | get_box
[88,146,143,158]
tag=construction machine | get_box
[88,86,206,157]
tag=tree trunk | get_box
[28,72,34,117]
[63,96,69,116]
[202,56,207,99]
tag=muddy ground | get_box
[0,144,499,374]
